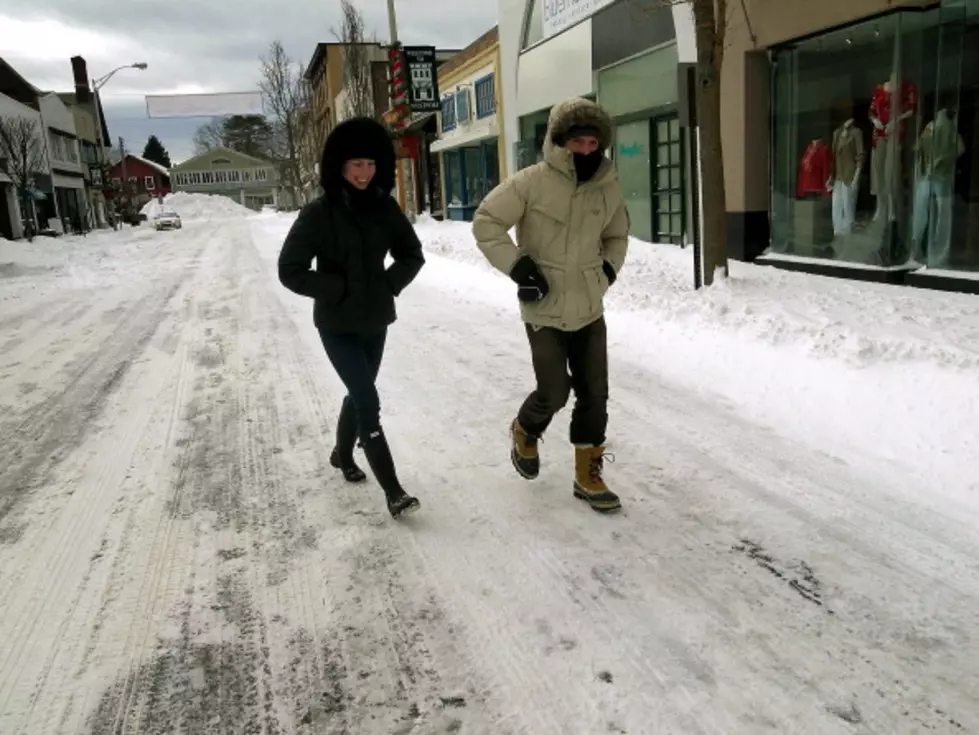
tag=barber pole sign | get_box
[387,45,409,131]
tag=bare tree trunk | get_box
[0,115,47,240]
[691,0,729,284]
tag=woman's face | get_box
[343,158,376,189]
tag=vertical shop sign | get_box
[403,46,440,113]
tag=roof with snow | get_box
[128,154,170,176]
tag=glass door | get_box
[614,119,652,242]
[652,114,685,244]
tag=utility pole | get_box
[386,0,399,44]
[119,137,128,226]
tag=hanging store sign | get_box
[542,0,616,40]
[402,46,440,113]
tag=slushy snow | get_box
[0,192,976,734]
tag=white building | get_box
[497,0,696,244]
[39,93,86,231]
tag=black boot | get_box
[360,429,420,518]
[329,398,366,483]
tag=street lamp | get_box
[90,62,147,225]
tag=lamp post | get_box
[90,62,147,226]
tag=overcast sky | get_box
[0,1,497,163]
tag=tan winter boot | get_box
[573,445,621,513]
[510,419,540,479]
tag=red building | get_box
[105,154,171,210]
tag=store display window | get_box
[770,10,944,268]
[911,0,979,272]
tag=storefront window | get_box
[518,109,551,166]
[614,120,652,242]
[771,10,943,267]
[913,0,979,271]
[444,151,463,206]
[442,141,501,221]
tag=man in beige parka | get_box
[472,97,629,513]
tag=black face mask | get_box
[572,151,603,183]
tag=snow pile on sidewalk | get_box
[415,217,979,371]
[0,238,65,277]
[141,191,254,220]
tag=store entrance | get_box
[651,113,684,245]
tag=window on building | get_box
[255,168,268,181]
[111,177,121,188]
[212,157,232,165]
[144,176,155,190]
[216,170,228,183]
[229,170,242,183]
[522,0,544,49]
[475,75,496,118]
[441,96,457,132]
[455,89,471,124]
[242,170,253,182]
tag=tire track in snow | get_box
[0,275,184,521]
[241,226,506,733]
[0,231,213,734]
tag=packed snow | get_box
[0,192,977,734]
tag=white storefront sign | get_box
[542,0,615,39]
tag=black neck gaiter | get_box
[573,151,603,183]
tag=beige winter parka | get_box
[472,98,629,332]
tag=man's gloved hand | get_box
[510,255,550,303]
[602,261,617,287]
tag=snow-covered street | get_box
[1,199,978,734]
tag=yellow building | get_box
[432,27,506,221]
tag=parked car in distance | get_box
[154,209,182,231]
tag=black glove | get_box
[602,261,617,287]
[509,255,550,303]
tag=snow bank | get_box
[141,191,254,220]
[415,218,979,371]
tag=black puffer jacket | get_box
[278,117,425,333]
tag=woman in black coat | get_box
[278,117,424,518]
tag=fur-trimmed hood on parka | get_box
[318,116,397,198]
[542,97,615,182]
[543,97,613,154]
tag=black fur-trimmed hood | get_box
[318,117,396,198]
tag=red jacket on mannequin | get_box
[797,140,832,198]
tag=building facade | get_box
[498,0,697,244]
[433,27,505,222]
[169,147,279,209]
[105,154,171,215]
[39,93,86,232]
[499,0,979,292]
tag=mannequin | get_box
[912,103,966,265]
[869,73,918,221]
[797,137,832,198]
[830,118,865,236]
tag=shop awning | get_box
[430,120,500,153]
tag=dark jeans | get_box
[318,328,387,443]
[517,317,609,446]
